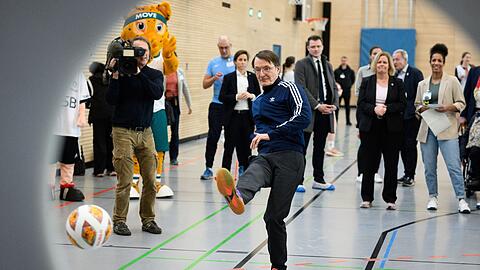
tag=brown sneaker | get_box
[113,222,131,236]
[142,221,162,234]
[215,168,245,215]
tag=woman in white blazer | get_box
[415,43,470,213]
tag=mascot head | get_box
[121,2,172,61]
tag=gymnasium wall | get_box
[78,0,480,162]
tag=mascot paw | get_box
[162,34,177,59]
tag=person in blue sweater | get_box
[215,50,311,270]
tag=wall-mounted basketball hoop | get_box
[305,17,329,31]
[288,0,305,5]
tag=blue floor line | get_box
[380,230,398,269]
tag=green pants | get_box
[112,127,157,224]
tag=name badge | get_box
[340,73,345,79]
[226,61,235,67]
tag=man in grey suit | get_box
[295,35,339,191]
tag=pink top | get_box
[376,83,388,105]
[165,72,178,99]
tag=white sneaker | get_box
[458,199,471,214]
[312,181,336,190]
[356,174,363,182]
[386,203,397,210]
[374,173,383,183]
[427,197,438,210]
[360,201,372,208]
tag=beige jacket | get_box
[415,73,465,143]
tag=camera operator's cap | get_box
[123,12,167,27]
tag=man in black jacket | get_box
[393,49,424,187]
[334,56,355,125]
[87,62,115,177]
[106,36,163,236]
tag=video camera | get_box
[105,38,146,76]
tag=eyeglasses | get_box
[218,46,230,50]
[254,65,276,74]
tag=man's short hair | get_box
[369,46,382,56]
[131,36,151,53]
[393,49,409,63]
[217,35,231,46]
[252,50,280,68]
[307,35,323,44]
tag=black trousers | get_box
[357,133,380,177]
[304,112,330,182]
[237,151,304,270]
[205,103,224,168]
[53,136,79,164]
[469,146,480,178]
[336,93,351,124]
[360,118,401,203]
[222,111,253,170]
[400,117,420,178]
[168,97,181,162]
[92,119,114,174]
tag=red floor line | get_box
[56,186,117,208]
[429,256,448,259]
[55,155,203,209]
[463,254,480,257]
[395,256,414,260]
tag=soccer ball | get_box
[65,205,112,249]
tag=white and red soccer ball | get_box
[65,205,112,249]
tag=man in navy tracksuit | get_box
[215,50,311,270]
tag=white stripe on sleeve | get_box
[276,81,303,128]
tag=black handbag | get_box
[164,99,176,126]
[73,145,86,176]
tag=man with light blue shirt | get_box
[200,35,236,180]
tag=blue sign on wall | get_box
[360,28,417,67]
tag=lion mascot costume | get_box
[120,2,178,198]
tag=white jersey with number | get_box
[54,72,90,137]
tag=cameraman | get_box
[106,36,163,236]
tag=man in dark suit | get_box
[461,66,480,124]
[334,56,355,126]
[294,35,339,191]
[393,49,424,187]
[219,50,261,175]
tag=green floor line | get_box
[118,205,229,270]
[120,141,358,269]
[183,211,265,270]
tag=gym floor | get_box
[49,112,480,270]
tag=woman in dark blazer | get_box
[219,50,261,174]
[357,51,406,210]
